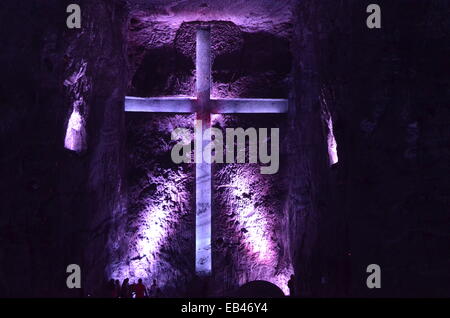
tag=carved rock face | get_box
[117,4,294,296]
[2,0,448,298]
[128,16,292,99]
[175,21,243,60]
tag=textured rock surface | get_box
[122,5,293,295]
[0,0,128,296]
[212,114,292,296]
[338,0,450,297]
[128,0,293,35]
[127,9,292,99]
[108,114,196,296]
[288,0,450,297]
[0,0,448,297]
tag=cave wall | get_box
[339,0,450,297]
[122,9,294,295]
[0,0,448,298]
[285,0,339,298]
[0,0,295,297]
[0,0,128,297]
[212,114,292,296]
[108,113,196,297]
[288,0,450,297]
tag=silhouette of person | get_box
[288,274,297,297]
[135,279,147,298]
[149,279,158,297]
[107,279,117,298]
[155,288,163,298]
[114,279,121,298]
[121,278,130,298]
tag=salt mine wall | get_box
[108,113,197,297]
[117,10,294,296]
[0,0,448,298]
[285,1,338,297]
[288,0,450,297]
[340,0,449,297]
[0,0,129,297]
[211,114,292,296]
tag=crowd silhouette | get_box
[107,278,163,298]
[106,276,298,298]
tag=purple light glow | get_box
[64,108,86,153]
[109,190,179,286]
[326,115,339,165]
[120,21,292,293]
[234,169,293,295]
[108,115,195,291]
[137,0,293,36]
[216,159,293,295]
[230,175,274,263]
[320,89,339,165]
[63,61,89,153]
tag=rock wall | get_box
[339,0,450,297]
[123,11,294,295]
[288,0,450,297]
[0,0,448,297]
[0,0,128,296]
[285,0,339,297]
[212,114,292,296]
[108,113,196,297]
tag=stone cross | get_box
[125,26,288,276]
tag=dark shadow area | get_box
[213,31,292,98]
[129,46,194,97]
[232,280,285,298]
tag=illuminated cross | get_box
[125,26,288,276]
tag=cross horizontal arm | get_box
[125,96,196,113]
[210,98,288,114]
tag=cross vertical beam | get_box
[195,26,212,275]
